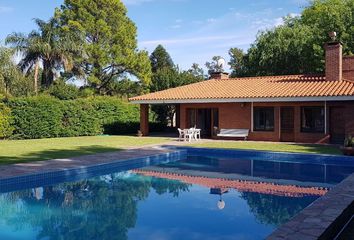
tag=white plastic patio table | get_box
[182,128,201,142]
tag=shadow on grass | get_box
[288,144,342,155]
[0,145,122,165]
[190,142,342,155]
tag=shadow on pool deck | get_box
[0,145,122,165]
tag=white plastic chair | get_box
[177,128,185,141]
[194,129,201,140]
[185,128,194,142]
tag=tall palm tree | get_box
[5,17,78,90]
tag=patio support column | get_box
[140,104,149,136]
[175,104,181,128]
[251,102,254,132]
[324,101,327,134]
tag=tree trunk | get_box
[41,60,54,88]
[34,61,39,95]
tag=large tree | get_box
[246,21,319,76]
[187,63,206,80]
[230,0,354,76]
[6,17,77,90]
[228,47,246,77]
[58,0,151,93]
[149,45,203,125]
[149,45,176,92]
[301,0,354,55]
[205,56,225,75]
[149,44,174,74]
[0,47,33,96]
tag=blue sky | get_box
[0,0,309,70]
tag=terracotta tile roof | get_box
[133,169,329,197]
[129,75,354,102]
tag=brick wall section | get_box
[325,42,342,81]
[179,101,354,143]
[343,56,354,81]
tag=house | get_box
[129,41,354,144]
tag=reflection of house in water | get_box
[133,169,329,198]
[131,155,354,200]
[153,156,354,185]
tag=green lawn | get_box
[0,136,342,165]
[0,136,171,164]
[189,141,342,155]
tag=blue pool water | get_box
[0,148,354,240]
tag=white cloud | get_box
[274,17,284,27]
[0,6,13,13]
[122,0,186,5]
[289,13,301,18]
[121,0,154,5]
[140,35,254,47]
[206,18,217,23]
[170,24,181,29]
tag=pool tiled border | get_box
[266,172,354,240]
[0,147,186,193]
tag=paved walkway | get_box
[0,146,178,180]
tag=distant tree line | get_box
[227,0,354,77]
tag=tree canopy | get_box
[149,45,204,125]
[58,0,152,93]
[0,47,33,97]
[230,0,354,77]
[6,17,77,89]
[149,44,174,74]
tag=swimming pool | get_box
[0,148,353,240]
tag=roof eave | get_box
[130,96,354,104]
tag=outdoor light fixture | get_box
[329,31,337,41]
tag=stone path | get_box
[0,146,178,180]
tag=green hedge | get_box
[0,103,13,138]
[4,96,145,139]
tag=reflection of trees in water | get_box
[240,192,318,226]
[0,172,190,240]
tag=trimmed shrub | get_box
[6,96,63,139]
[60,100,101,137]
[89,97,140,134]
[4,96,145,139]
[0,103,13,138]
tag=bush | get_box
[60,99,101,137]
[6,96,63,139]
[4,96,144,139]
[0,103,13,138]
[344,136,354,147]
[48,81,79,100]
[89,96,140,134]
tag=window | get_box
[301,107,324,133]
[253,107,274,131]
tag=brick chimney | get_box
[210,72,229,79]
[325,41,342,81]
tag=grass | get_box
[0,135,171,165]
[189,141,342,155]
[0,135,343,165]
